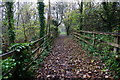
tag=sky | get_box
[0,0,76,3]
[1,0,119,4]
[16,0,76,4]
[44,0,76,4]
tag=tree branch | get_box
[98,13,107,23]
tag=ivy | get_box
[10,43,31,52]
[5,2,15,44]
[2,58,16,79]
[2,43,34,79]
[37,2,45,42]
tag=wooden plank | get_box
[31,34,49,46]
[24,46,47,71]
[0,50,15,60]
[73,30,120,36]
[73,35,92,45]
[1,34,50,60]
[2,33,53,78]
[31,37,51,55]
[73,32,93,40]
[114,31,120,53]
[82,31,120,36]
[73,32,120,48]
[106,41,120,48]
[32,46,40,54]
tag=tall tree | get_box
[51,2,67,35]
[78,0,83,30]
[16,2,20,27]
[37,0,45,42]
[5,2,15,44]
[100,2,118,31]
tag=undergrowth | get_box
[2,41,52,80]
[74,34,120,78]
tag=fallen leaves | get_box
[35,36,113,79]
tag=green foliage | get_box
[106,53,120,78]
[75,33,120,78]
[64,10,80,35]
[50,24,60,37]
[52,19,59,27]
[15,25,39,42]
[2,38,53,79]
[64,2,119,32]
[101,2,118,31]
[10,43,33,79]
[10,43,31,52]
[2,58,16,79]
[64,10,80,30]
[2,43,34,79]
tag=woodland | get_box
[0,0,120,79]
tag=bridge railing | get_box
[1,34,50,60]
[1,33,55,78]
[73,30,120,54]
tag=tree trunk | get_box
[78,0,83,30]
[66,26,70,36]
[5,2,15,44]
[38,1,45,44]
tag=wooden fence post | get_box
[93,33,95,45]
[114,31,120,54]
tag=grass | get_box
[60,31,67,35]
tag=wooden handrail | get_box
[0,34,50,60]
[31,37,51,55]
[31,33,50,46]
[24,46,47,71]
[25,36,54,71]
[0,50,15,60]
[73,31,120,48]
[73,35,92,45]
[74,30,120,36]
[73,32,93,40]
[2,34,54,77]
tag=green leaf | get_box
[16,49,20,52]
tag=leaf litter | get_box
[35,36,113,80]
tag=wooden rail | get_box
[73,30,120,54]
[75,30,120,36]
[24,37,53,71]
[73,32,120,48]
[1,33,54,77]
[31,34,50,46]
[73,35,92,45]
[0,34,50,60]
[0,50,15,60]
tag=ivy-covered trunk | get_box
[79,1,83,30]
[5,2,15,44]
[37,1,45,44]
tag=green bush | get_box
[2,58,16,79]
[2,43,34,79]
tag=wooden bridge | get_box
[1,30,120,80]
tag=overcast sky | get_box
[15,0,76,4]
[1,0,119,4]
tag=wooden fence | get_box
[73,30,120,54]
[1,33,55,77]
